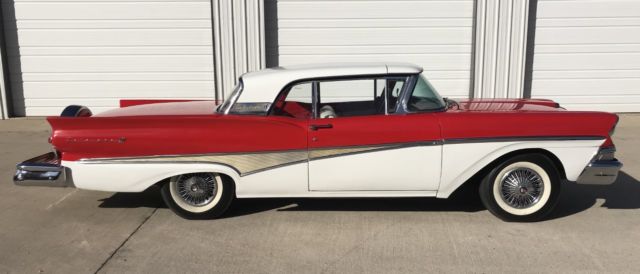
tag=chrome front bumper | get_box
[576,148,622,185]
[14,152,71,187]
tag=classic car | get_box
[14,63,622,221]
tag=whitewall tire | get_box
[160,172,235,219]
[479,153,561,222]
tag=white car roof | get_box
[236,62,423,103]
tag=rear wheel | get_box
[160,172,234,219]
[479,154,561,222]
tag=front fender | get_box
[436,139,604,198]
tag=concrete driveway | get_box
[1,116,639,273]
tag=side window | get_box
[386,79,405,113]
[271,82,313,119]
[318,79,379,118]
[271,77,408,119]
[318,78,405,118]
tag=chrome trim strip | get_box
[443,136,605,145]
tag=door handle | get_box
[309,124,333,131]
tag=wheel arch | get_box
[438,148,566,198]
[149,165,239,193]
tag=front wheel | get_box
[160,173,235,219]
[479,154,561,222]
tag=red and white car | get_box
[14,63,622,221]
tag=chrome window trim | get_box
[219,80,244,115]
[396,74,447,114]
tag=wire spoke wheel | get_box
[499,167,544,209]
[174,173,217,207]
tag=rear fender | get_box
[63,161,240,192]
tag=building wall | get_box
[531,0,640,112]
[1,0,638,117]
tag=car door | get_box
[306,77,442,191]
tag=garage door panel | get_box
[534,44,640,54]
[534,69,640,80]
[19,46,214,56]
[14,2,210,20]
[533,53,640,70]
[279,45,472,55]
[278,1,474,19]
[279,54,470,70]
[17,29,212,47]
[280,28,471,46]
[22,72,214,82]
[537,17,640,27]
[279,18,472,28]
[538,0,640,18]
[536,27,640,44]
[277,0,474,98]
[23,81,214,98]
[532,0,640,112]
[532,78,640,95]
[20,56,213,73]
[4,0,215,116]
[17,19,211,29]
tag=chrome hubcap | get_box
[175,173,217,207]
[499,167,544,209]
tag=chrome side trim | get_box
[14,152,71,187]
[576,148,623,185]
[443,136,605,145]
[80,141,442,176]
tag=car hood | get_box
[94,100,220,117]
[455,99,563,112]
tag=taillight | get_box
[609,115,619,136]
[601,137,614,148]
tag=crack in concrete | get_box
[93,208,158,274]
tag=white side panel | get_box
[532,0,640,112]
[309,146,441,191]
[437,140,604,198]
[63,161,240,193]
[276,0,475,98]
[236,162,308,198]
[3,0,215,116]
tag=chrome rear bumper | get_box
[14,152,71,187]
[576,148,622,185]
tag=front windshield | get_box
[217,81,243,113]
[407,74,446,111]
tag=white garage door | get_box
[2,0,214,116]
[275,0,475,99]
[532,0,640,112]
